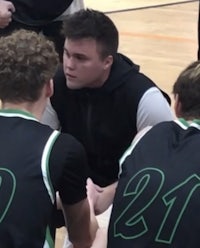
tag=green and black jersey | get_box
[108,119,200,248]
[0,109,88,248]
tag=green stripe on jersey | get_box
[43,226,54,248]
[41,130,60,203]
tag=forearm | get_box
[72,216,98,248]
[65,199,98,248]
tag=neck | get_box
[2,99,46,121]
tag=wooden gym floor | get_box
[56,0,199,247]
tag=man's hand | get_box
[86,178,117,215]
[0,0,15,28]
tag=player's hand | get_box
[86,177,109,215]
[0,0,15,28]
[87,178,118,215]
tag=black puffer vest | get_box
[51,53,170,186]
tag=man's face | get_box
[63,38,110,89]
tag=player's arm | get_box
[55,133,98,247]
[62,198,98,248]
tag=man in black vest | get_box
[42,9,174,189]
[0,0,84,61]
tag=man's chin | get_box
[66,81,81,90]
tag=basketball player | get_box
[0,29,98,248]
[92,60,200,247]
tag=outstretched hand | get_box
[0,0,15,28]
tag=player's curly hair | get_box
[0,29,59,102]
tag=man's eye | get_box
[76,55,87,61]
[64,50,69,57]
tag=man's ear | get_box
[46,79,54,98]
[103,55,113,70]
[174,94,182,118]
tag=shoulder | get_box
[136,87,174,131]
[49,133,88,175]
[114,58,171,105]
[131,74,171,105]
[138,87,172,109]
[52,132,86,158]
[48,132,88,189]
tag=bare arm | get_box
[0,0,15,28]
[62,198,98,248]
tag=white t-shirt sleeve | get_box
[136,87,175,132]
[41,99,60,130]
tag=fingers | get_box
[86,177,93,187]
[7,2,15,13]
[86,178,96,198]
[0,1,15,28]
